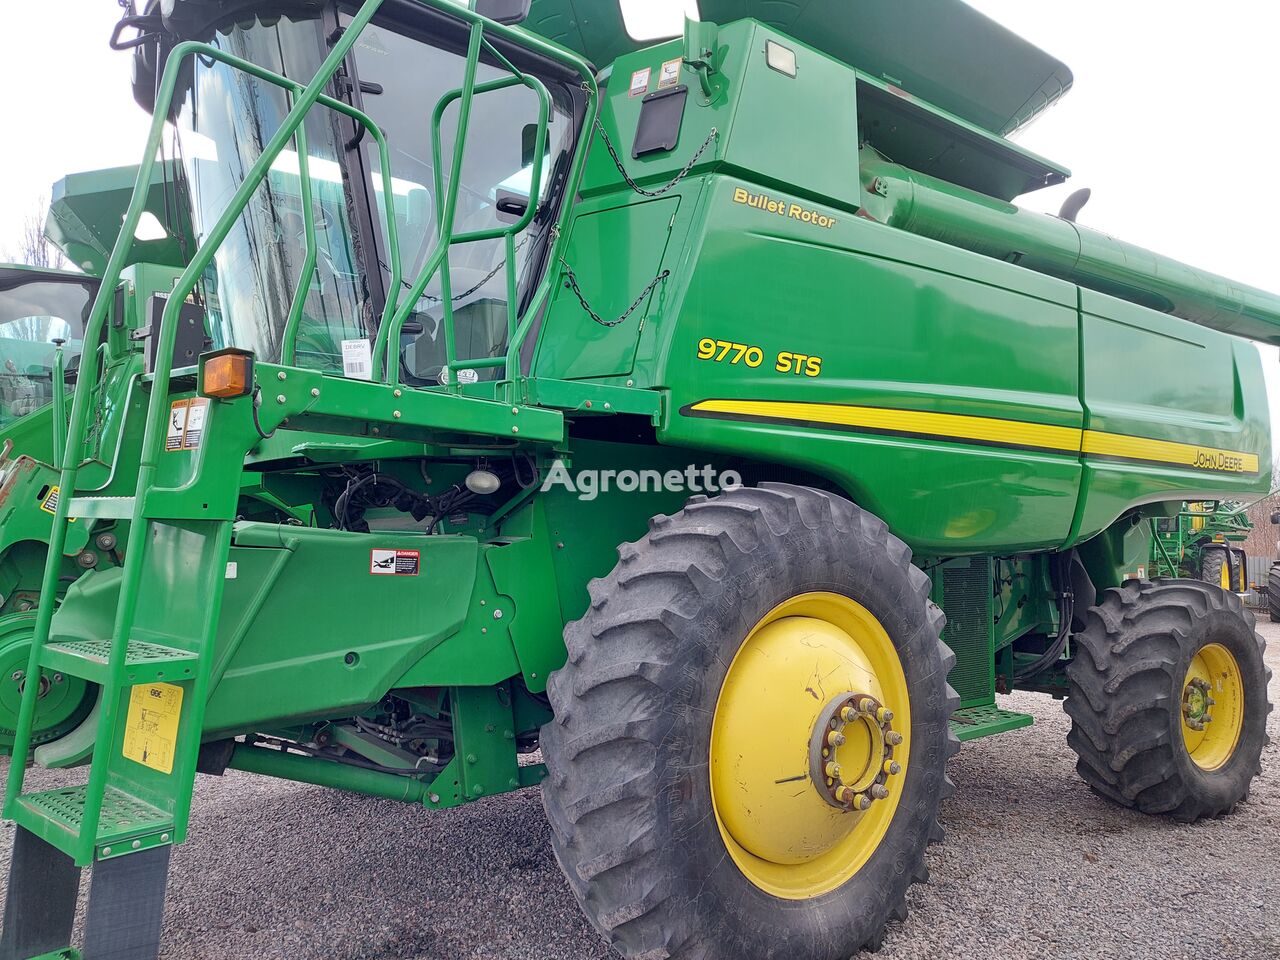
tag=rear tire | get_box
[1267,564,1280,621]
[1065,579,1271,821]
[541,484,959,959]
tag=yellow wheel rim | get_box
[1219,561,1231,591]
[709,593,909,900]
[1181,643,1244,771]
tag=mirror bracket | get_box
[684,19,723,101]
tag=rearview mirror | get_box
[474,0,531,25]
[1270,511,1280,525]
[521,123,540,169]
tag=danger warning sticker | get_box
[166,398,211,452]
[629,67,651,97]
[122,682,184,775]
[370,548,420,576]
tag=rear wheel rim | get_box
[1181,642,1244,770]
[709,592,909,900]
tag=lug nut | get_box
[835,785,855,804]
[877,707,893,723]
[886,731,904,746]
[853,793,873,811]
[824,762,842,780]
[884,760,902,776]
[827,730,846,747]
[871,783,890,800]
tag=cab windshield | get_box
[174,5,579,383]
[0,274,98,430]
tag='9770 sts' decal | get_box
[697,339,823,378]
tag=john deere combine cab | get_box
[1,2,1275,958]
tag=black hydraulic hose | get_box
[1013,556,1075,683]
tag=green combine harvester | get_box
[1149,501,1253,592]
[1,1,1275,957]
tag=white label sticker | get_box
[182,398,209,450]
[629,67,652,97]
[342,338,374,381]
[658,58,682,88]
[370,548,420,576]
[166,399,189,452]
[226,561,238,580]
[438,367,480,386]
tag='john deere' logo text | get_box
[1194,450,1246,473]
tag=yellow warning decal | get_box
[38,485,75,522]
[40,485,60,515]
[122,682,184,775]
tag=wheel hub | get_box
[1180,643,1244,770]
[1181,676,1215,731]
[809,693,902,812]
[0,613,93,751]
[709,593,911,899]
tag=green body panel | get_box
[859,156,1280,344]
[534,194,682,379]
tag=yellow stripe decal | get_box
[1081,431,1259,474]
[685,400,1259,475]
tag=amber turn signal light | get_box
[199,348,255,400]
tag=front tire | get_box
[1199,546,1232,591]
[541,484,958,959]
[1065,579,1271,821]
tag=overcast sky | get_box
[5,1,1278,285]
[3,1,1278,413]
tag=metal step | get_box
[12,785,172,861]
[949,704,1034,742]
[40,639,198,686]
[67,496,136,520]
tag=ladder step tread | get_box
[67,496,136,520]
[41,639,198,686]
[16,785,171,847]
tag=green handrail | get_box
[429,72,550,385]
[4,0,391,860]
[281,124,319,366]
[368,3,600,392]
[5,0,601,855]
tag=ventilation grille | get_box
[942,557,995,707]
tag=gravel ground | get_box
[3,623,1278,960]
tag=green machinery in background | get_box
[1150,500,1253,592]
[0,1,1274,958]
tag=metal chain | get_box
[594,119,718,198]
[382,237,529,305]
[559,258,670,328]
